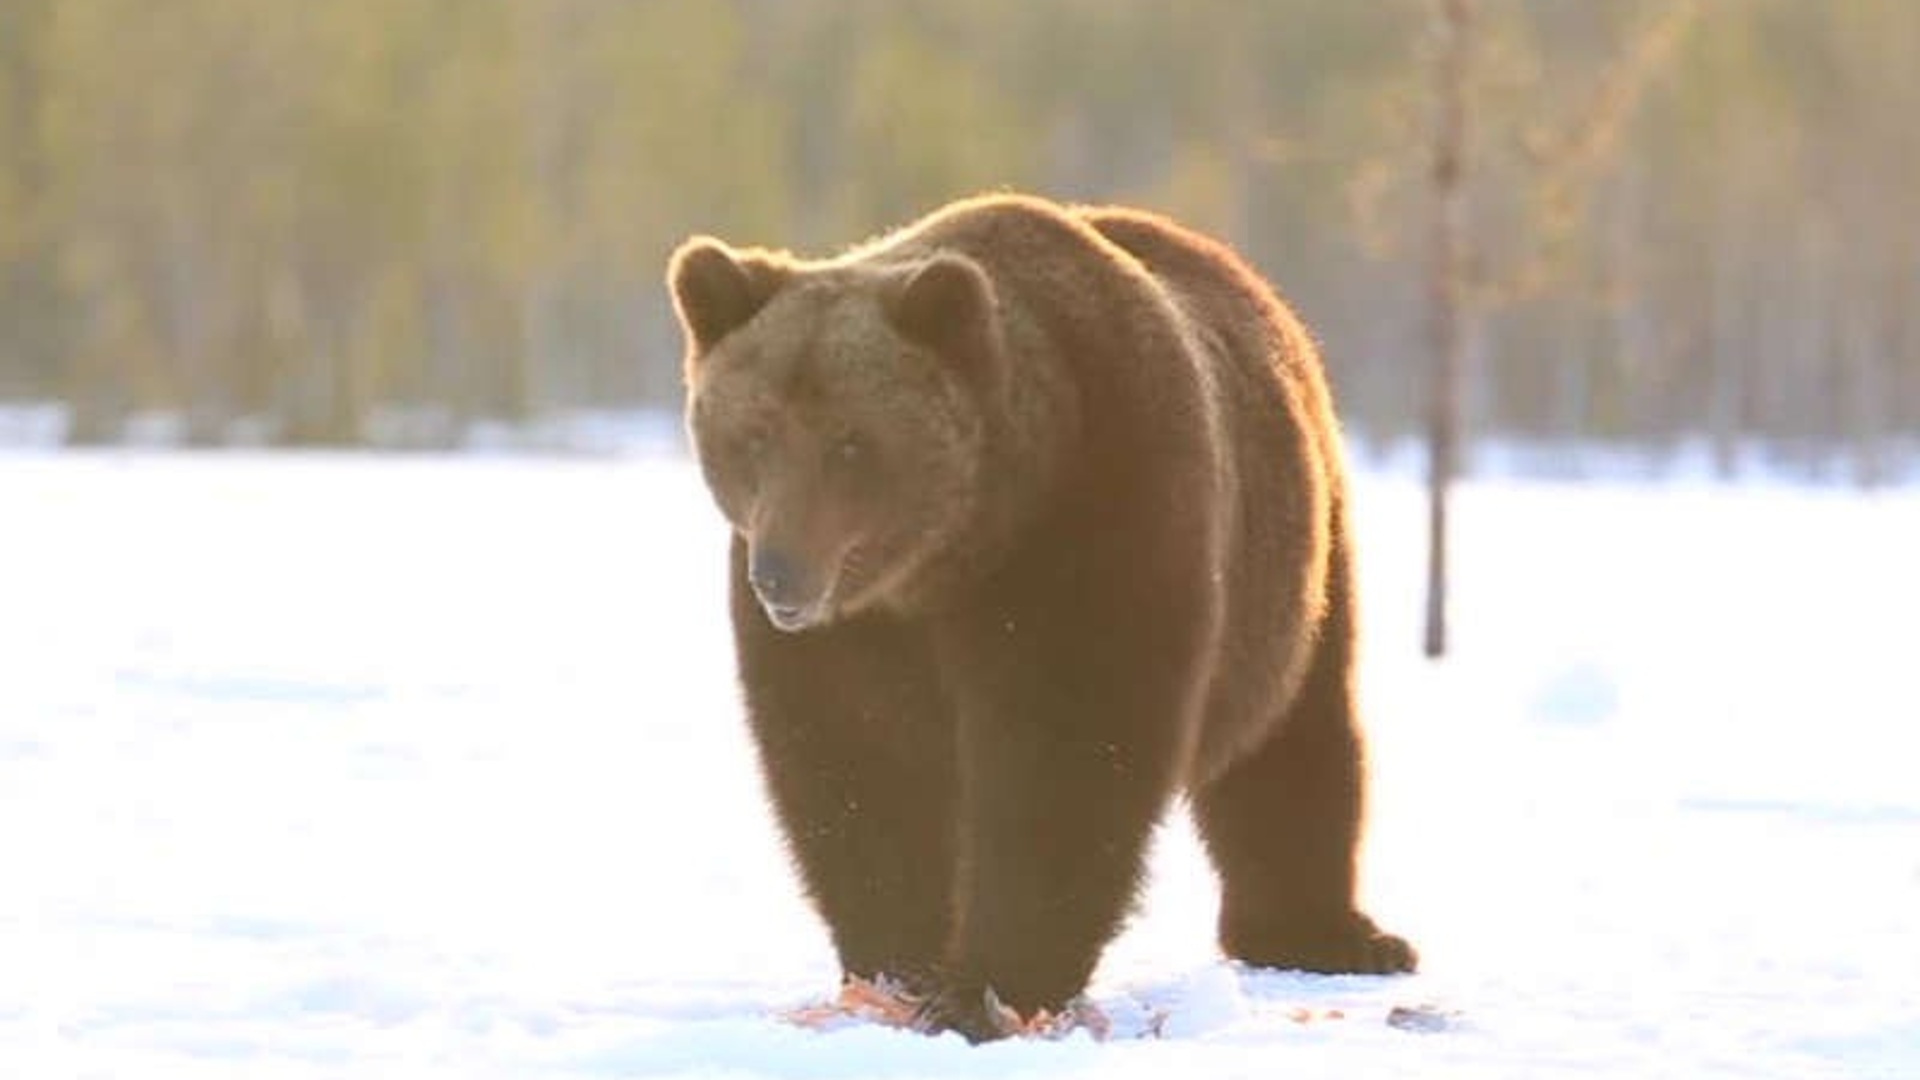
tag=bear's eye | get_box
[727,426,772,474]
[832,432,867,467]
[744,428,771,460]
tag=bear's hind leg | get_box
[1192,550,1416,975]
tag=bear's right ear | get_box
[667,237,785,356]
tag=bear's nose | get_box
[748,546,804,607]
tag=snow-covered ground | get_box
[1,454,1914,1079]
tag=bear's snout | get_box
[749,545,832,632]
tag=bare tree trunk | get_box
[1840,294,1887,487]
[1706,191,1747,479]
[1424,0,1472,659]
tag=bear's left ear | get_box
[886,254,1003,380]
[667,236,788,358]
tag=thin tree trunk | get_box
[1424,0,1472,659]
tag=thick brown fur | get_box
[668,193,1414,1043]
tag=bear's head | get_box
[668,236,1005,631]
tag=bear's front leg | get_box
[921,590,1201,1042]
[730,544,957,986]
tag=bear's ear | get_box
[667,236,785,356]
[886,254,1002,375]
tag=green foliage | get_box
[0,0,1911,459]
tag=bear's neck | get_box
[910,307,1083,617]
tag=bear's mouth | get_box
[762,598,828,632]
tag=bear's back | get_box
[1076,207,1340,781]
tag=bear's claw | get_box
[911,981,1023,1043]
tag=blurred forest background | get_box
[0,0,1914,478]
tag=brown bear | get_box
[667,193,1414,1042]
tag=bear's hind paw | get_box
[1228,912,1419,976]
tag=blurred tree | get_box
[0,0,57,396]
[0,0,1907,472]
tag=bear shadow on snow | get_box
[667,192,1415,1043]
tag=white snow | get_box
[1,453,1915,1079]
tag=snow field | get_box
[0,454,1914,1078]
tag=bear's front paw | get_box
[910,978,1024,1044]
